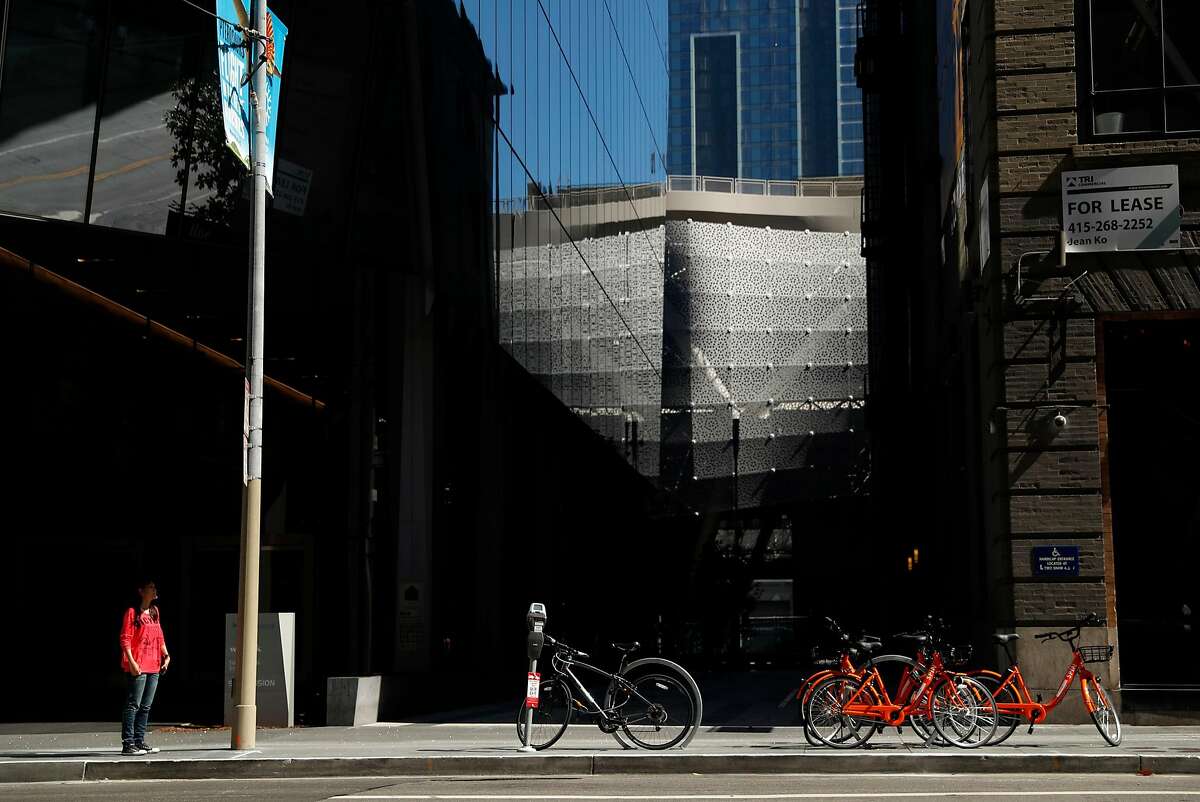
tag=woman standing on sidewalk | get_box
[119,579,171,756]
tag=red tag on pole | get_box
[525,672,541,708]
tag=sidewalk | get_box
[1,722,1198,783]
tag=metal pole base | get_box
[518,702,536,752]
[231,704,257,749]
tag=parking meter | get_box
[527,603,546,660]
[519,603,546,751]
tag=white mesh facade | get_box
[499,225,666,478]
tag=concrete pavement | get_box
[1,723,1198,783]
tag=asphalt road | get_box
[2,773,1199,801]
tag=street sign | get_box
[1062,164,1180,252]
[1031,545,1080,577]
[216,0,289,193]
[273,158,312,216]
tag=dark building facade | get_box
[0,0,673,724]
[860,0,1200,718]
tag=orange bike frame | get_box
[838,651,944,727]
[984,649,1103,723]
[797,652,858,703]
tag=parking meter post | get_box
[520,655,537,751]
[520,603,547,752]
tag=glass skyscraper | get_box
[835,0,864,175]
[667,0,861,179]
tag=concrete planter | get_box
[326,675,382,726]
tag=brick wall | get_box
[987,1,1200,695]
[990,1,1104,635]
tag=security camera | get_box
[1039,412,1069,440]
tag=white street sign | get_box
[1062,164,1180,253]
[273,158,313,216]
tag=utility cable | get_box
[493,118,661,382]
[176,0,263,39]
[642,0,670,75]
[600,0,667,178]
[535,0,664,281]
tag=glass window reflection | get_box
[0,0,104,220]
[89,2,212,233]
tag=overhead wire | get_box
[534,0,685,380]
[642,0,670,76]
[492,119,662,383]
[600,0,667,182]
[487,1,680,389]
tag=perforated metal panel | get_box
[660,220,868,506]
[498,215,869,505]
[499,226,666,478]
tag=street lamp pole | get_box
[232,0,270,751]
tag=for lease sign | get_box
[1062,165,1180,253]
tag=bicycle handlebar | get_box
[542,634,589,660]
[1034,613,1105,643]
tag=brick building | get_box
[860,0,1200,718]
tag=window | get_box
[0,0,104,220]
[692,34,739,177]
[1080,0,1200,138]
[0,0,221,232]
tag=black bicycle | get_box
[517,635,702,750]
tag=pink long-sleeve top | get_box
[119,608,165,674]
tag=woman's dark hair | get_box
[131,579,160,628]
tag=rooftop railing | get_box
[666,174,863,198]
[494,174,864,213]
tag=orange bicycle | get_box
[805,629,997,749]
[794,619,917,747]
[968,613,1121,746]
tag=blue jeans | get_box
[122,672,159,746]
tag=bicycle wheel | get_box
[804,674,878,749]
[974,671,1022,746]
[614,673,696,750]
[797,673,829,745]
[515,677,572,750]
[929,674,997,749]
[1086,677,1122,746]
[907,703,942,745]
[797,670,833,726]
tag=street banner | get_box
[216,0,288,193]
[1062,164,1180,252]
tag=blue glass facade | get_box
[668,0,859,179]
[836,0,864,175]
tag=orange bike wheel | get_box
[804,674,880,749]
[1086,677,1122,746]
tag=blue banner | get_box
[216,0,288,193]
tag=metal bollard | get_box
[519,603,546,752]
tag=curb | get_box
[0,762,85,784]
[1,751,1197,784]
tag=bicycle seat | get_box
[993,633,1020,644]
[609,641,640,653]
[895,633,929,644]
[856,640,882,654]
